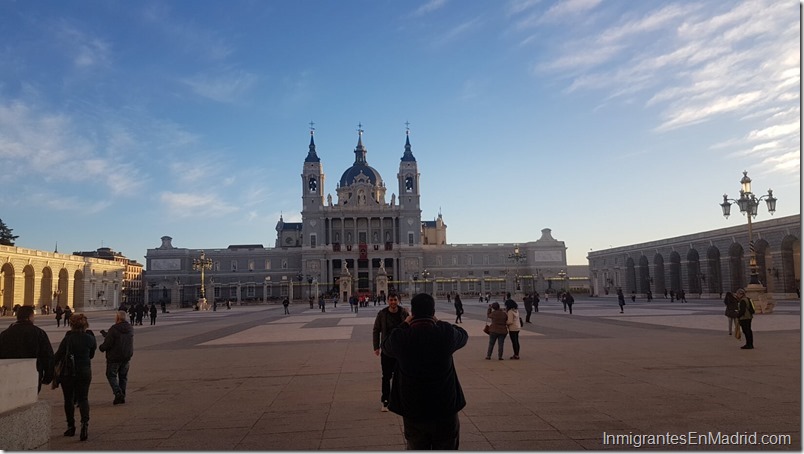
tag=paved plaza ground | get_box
[24,295,801,450]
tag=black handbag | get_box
[51,337,75,389]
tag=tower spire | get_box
[401,122,416,162]
[305,121,320,162]
[353,122,367,164]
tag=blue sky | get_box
[0,0,799,265]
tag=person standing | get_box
[381,293,467,450]
[98,311,134,405]
[523,294,533,323]
[0,305,54,393]
[563,292,575,315]
[735,288,755,349]
[55,304,64,327]
[282,297,290,314]
[485,302,508,360]
[453,293,464,324]
[149,303,157,325]
[63,306,73,329]
[134,303,145,325]
[55,313,96,441]
[617,289,625,313]
[128,304,136,324]
[534,292,540,312]
[723,292,740,336]
[319,296,326,313]
[679,289,687,303]
[504,300,521,359]
[372,292,409,412]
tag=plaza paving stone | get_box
[18,296,801,450]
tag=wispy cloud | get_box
[54,20,113,69]
[431,17,484,47]
[181,69,257,103]
[412,0,449,17]
[160,192,238,218]
[525,0,799,174]
[542,0,602,22]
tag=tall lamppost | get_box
[422,269,431,295]
[720,170,777,312]
[192,250,213,310]
[508,244,527,295]
[412,272,419,295]
[557,269,568,293]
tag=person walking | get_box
[372,292,409,412]
[282,297,290,315]
[55,304,64,327]
[534,292,540,312]
[523,294,533,323]
[134,303,145,325]
[723,292,740,336]
[561,292,568,312]
[381,293,467,449]
[617,289,625,313]
[563,291,575,315]
[98,311,134,405]
[735,288,755,349]
[504,300,521,359]
[453,293,464,324]
[485,302,508,360]
[63,306,72,329]
[149,303,157,325]
[54,313,96,441]
[679,289,687,303]
[0,305,55,393]
[128,304,136,324]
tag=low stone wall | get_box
[0,359,50,450]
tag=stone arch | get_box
[56,268,70,309]
[753,238,770,287]
[40,267,54,308]
[1,262,14,311]
[728,242,745,290]
[780,235,801,294]
[707,246,722,295]
[653,254,666,295]
[686,249,701,294]
[73,270,85,310]
[669,251,681,293]
[638,255,650,293]
[625,257,636,293]
[23,265,35,307]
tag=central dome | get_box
[340,163,383,187]
[339,128,383,187]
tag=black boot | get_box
[64,426,75,437]
[80,423,88,441]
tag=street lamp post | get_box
[422,269,431,295]
[192,250,213,310]
[412,272,419,295]
[508,244,527,297]
[720,170,777,313]
[557,269,568,293]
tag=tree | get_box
[0,218,19,246]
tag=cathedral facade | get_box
[144,128,569,306]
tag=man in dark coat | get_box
[382,293,468,449]
[0,305,55,392]
[99,311,134,404]
[372,292,410,412]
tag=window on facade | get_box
[214,287,221,298]
[247,285,255,297]
[214,261,220,272]
[311,234,317,248]
[359,232,367,243]
[467,282,475,292]
[282,260,288,269]
[483,255,489,265]
[103,271,107,277]
[229,286,238,298]
[231,260,237,271]
[408,233,414,246]
[436,256,442,266]
[467,255,472,265]
[265,259,271,270]
[248,260,254,271]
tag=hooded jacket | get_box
[99,320,134,362]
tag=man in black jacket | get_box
[0,305,54,393]
[372,292,409,412]
[382,293,468,449]
[99,311,134,404]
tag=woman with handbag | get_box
[54,313,96,441]
[504,300,521,359]
[485,302,508,360]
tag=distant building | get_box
[0,245,129,312]
[587,214,800,299]
[144,127,572,306]
[73,247,143,306]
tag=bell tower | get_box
[397,125,422,246]
[301,123,325,247]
